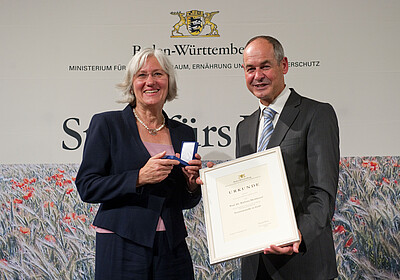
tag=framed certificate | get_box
[199,147,299,264]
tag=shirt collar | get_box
[259,86,291,120]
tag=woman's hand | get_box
[195,161,215,185]
[179,153,202,192]
[137,151,180,187]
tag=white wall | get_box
[1,0,399,163]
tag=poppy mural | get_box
[0,157,399,279]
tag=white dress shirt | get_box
[257,86,291,149]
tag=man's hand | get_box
[264,230,302,255]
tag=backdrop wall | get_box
[1,0,399,164]
[1,1,399,279]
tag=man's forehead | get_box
[244,47,275,60]
[243,56,275,67]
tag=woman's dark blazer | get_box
[76,104,201,249]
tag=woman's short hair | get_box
[117,48,177,106]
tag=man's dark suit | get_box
[237,89,339,280]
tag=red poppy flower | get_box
[382,177,390,184]
[44,201,54,208]
[13,198,23,204]
[345,237,353,248]
[333,225,346,234]
[63,215,71,224]
[70,212,76,220]
[350,197,360,205]
[23,191,33,200]
[45,235,56,242]
[19,227,30,234]
[78,214,87,222]
[66,188,74,195]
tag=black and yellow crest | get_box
[170,10,220,38]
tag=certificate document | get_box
[200,147,299,264]
[216,164,278,243]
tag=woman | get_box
[76,48,202,280]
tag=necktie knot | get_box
[263,107,276,120]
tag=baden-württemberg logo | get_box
[170,10,220,38]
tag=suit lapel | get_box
[122,104,151,159]
[165,111,182,154]
[247,109,261,153]
[268,89,301,148]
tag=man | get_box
[237,35,339,280]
